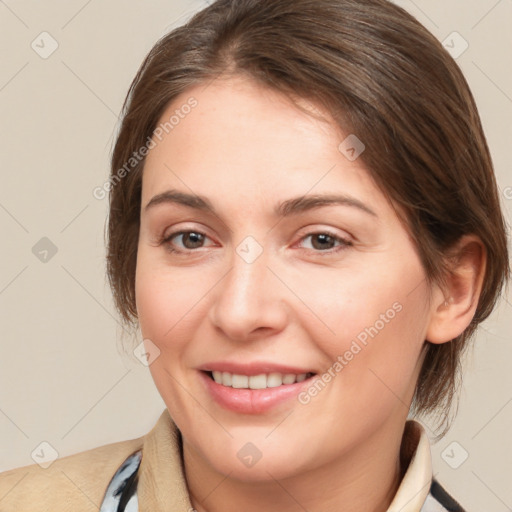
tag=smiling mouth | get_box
[203,370,316,389]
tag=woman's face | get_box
[135,75,435,480]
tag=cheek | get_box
[134,256,206,421]
[298,255,429,404]
[135,269,170,341]
[135,255,198,351]
[295,256,427,356]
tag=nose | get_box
[208,243,289,342]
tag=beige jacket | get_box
[0,409,463,511]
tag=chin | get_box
[211,453,306,483]
[230,431,319,478]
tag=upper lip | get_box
[198,361,316,376]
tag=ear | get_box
[425,234,487,344]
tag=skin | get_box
[135,75,485,512]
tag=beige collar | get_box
[387,419,433,511]
[137,409,432,512]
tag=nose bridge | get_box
[209,235,287,340]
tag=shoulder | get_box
[0,436,143,512]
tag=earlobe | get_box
[425,235,487,344]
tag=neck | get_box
[183,414,408,512]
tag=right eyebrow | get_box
[144,190,215,214]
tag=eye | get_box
[297,231,352,255]
[160,230,214,254]
[157,228,352,256]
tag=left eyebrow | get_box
[275,193,378,218]
[143,190,378,218]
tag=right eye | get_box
[159,230,215,254]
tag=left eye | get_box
[298,232,352,253]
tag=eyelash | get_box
[157,229,353,256]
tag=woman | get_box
[0,0,508,510]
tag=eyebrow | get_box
[144,189,377,218]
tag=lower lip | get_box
[198,371,315,414]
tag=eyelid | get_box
[159,221,213,241]
[294,224,353,243]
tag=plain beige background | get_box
[1,0,511,510]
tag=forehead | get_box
[141,76,387,216]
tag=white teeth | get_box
[209,371,311,389]
[249,374,267,389]
[282,374,297,385]
[231,374,249,388]
[267,372,283,388]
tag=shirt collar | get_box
[386,419,433,511]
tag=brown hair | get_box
[106,0,510,437]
